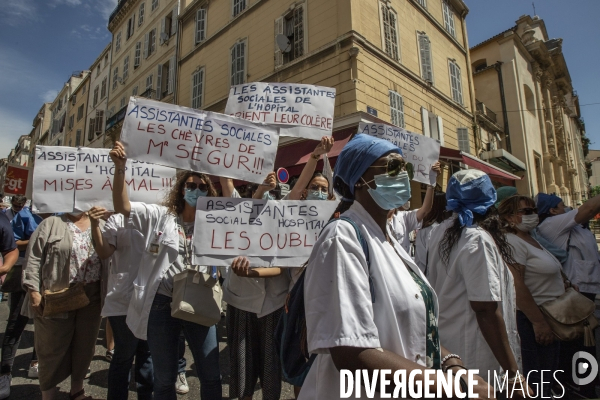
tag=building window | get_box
[68,115,74,131]
[127,15,135,39]
[101,77,107,99]
[132,86,138,96]
[416,0,426,8]
[120,97,126,108]
[151,0,159,11]
[134,42,141,68]
[161,8,177,42]
[139,2,145,25]
[195,8,207,44]
[534,154,544,192]
[75,130,82,146]
[275,4,304,67]
[104,54,109,67]
[145,29,156,58]
[457,127,470,153]
[96,64,101,76]
[77,104,84,121]
[88,117,95,142]
[191,68,204,109]
[421,108,445,145]
[233,0,246,17]
[231,40,246,86]
[123,56,129,80]
[418,32,433,82]
[95,110,104,135]
[146,74,153,91]
[82,84,86,95]
[389,90,405,128]
[449,60,463,104]
[115,31,122,51]
[380,4,399,61]
[442,0,456,37]
[93,86,99,107]
[112,67,119,90]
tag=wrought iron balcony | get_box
[105,105,128,131]
[476,100,497,124]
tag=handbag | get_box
[42,282,90,317]
[171,267,223,326]
[539,287,598,346]
[1,265,24,293]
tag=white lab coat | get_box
[125,202,179,340]
[300,202,437,400]
[389,209,421,254]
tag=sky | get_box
[1,0,599,159]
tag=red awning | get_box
[439,147,521,181]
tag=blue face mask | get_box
[184,188,207,207]
[262,191,274,201]
[363,171,411,211]
[306,190,328,201]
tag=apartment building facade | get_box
[28,103,52,167]
[471,15,588,204]
[48,72,88,147]
[86,44,112,148]
[65,74,91,148]
[105,0,179,144]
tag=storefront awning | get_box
[439,148,521,181]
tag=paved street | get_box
[0,298,293,399]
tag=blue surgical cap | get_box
[536,193,562,216]
[446,169,496,227]
[333,134,402,199]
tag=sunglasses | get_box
[368,158,405,177]
[517,207,538,215]
[308,184,328,194]
[185,182,209,192]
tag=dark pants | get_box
[517,310,561,398]
[146,294,221,400]
[1,290,37,374]
[107,315,154,400]
[178,331,186,375]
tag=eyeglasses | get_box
[368,158,405,177]
[308,184,328,194]
[517,207,538,215]
[185,182,209,192]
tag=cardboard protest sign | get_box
[74,148,115,211]
[32,146,78,213]
[359,122,440,185]
[3,165,30,196]
[121,97,279,184]
[192,198,339,267]
[224,82,336,140]
[126,160,176,205]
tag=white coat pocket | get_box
[132,283,146,314]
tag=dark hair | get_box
[497,195,536,234]
[439,208,516,266]
[11,195,27,204]
[422,191,449,228]
[163,171,217,215]
[330,178,354,220]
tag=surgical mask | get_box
[516,214,539,232]
[262,191,274,201]
[362,171,412,211]
[184,188,207,207]
[306,190,327,201]
[564,206,573,212]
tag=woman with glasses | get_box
[300,135,491,399]
[498,195,566,398]
[109,141,222,400]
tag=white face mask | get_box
[516,214,539,232]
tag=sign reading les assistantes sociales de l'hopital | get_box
[121,97,279,184]
[224,82,336,141]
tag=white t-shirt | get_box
[427,217,520,379]
[389,209,422,254]
[536,210,600,294]
[506,233,564,305]
[414,223,438,273]
[300,202,437,400]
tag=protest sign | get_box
[74,148,115,211]
[359,122,440,185]
[3,164,30,196]
[121,97,279,184]
[126,160,176,205]
[32,146,78,213]
[224,82,336,140]
[192,198,339,267]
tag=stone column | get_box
[541,74,559,194]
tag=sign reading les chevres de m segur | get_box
[224,82,336,140]
[121,97,280,184]
[32,146,176,213]
[192,198,339,267]
[359,122,441,185]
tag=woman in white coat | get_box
[300,134,491,399]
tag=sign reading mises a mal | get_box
[224,82,336,141]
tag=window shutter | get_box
[168,56,175,94]
[388,91,404,128]
[151,29,156,53]
[455,64,463,104]
[436,116,445,146]
[135,42,141,67]
[144,33,149,58]
[274,17,284,68]
[161,17,166,37]
[195,8,206,43]
[421,107,430,137]
[156,64,163,99]
[419,34,432,82]
[171,6,177,36]
[457,127,470,153]
[132,14,135,36]
[88,118,95,141]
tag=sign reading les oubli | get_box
[121,97,280,184]
[224,82,336,140]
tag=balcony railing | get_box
[105,105,128,131]
[476,100,498,124]
[140,88,155,99]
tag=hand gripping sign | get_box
[192,197,339,267]
[121,97,280,184]
[224,82,336,140]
